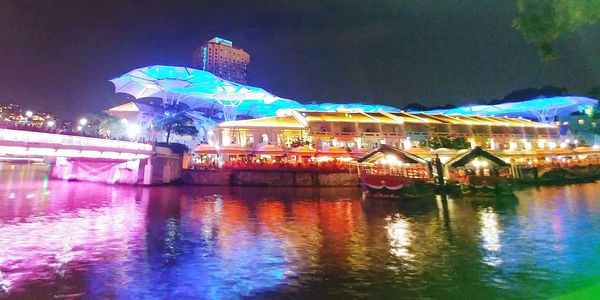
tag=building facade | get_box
[192,37,250,84]
[213,111,560,152]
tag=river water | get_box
[1,164,600,299]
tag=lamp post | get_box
[77,118,88,134]
[25,110,33,125]
[127,124,141,140]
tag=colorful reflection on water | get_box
[2,164,600,298]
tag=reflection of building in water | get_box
[479,208,502,266]
[290,201,324,267]
[146,195,293,298]
[386,214,413,259]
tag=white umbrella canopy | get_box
[110,66,218,99]
[110,65,303,119]
[171,80,302,119]
[421,96,598,123]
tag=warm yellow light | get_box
[316,156,333,162]
[337,157,353,162]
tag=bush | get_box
[421,136,471,149]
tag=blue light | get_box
[202,47,207,71]
[419,96,598,122]
[111,65,404,119]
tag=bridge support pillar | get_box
[49,147,183,185]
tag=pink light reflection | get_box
[0,187,146,294]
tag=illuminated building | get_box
[559,109,600,146]
[106,101,163,128]
[110,66,595,153]
[192,37,250,84]
[214,110,559,152]
[0,102,55,127]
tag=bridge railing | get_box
[0,129,153,153]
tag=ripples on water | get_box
[2,164,600,299]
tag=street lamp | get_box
[25,111,33,118]
[46,120,55,127]
[76,125,83,131]
[79,118,88,126]
[126,124,141,139]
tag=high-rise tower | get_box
[192,37,250,84]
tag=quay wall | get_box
[49,146,183,185]
[537,165,600,177]
[182,169,360,187]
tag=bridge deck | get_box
[0,129,153,160]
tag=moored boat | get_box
[446,147,515,198]
[353,145,434,200]
[360,173,434,199]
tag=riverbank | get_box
[182,169,359,187]
[182,165,600,188]
[516,165,600,186]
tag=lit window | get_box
[578,119,585,125]
[562,122,569,125]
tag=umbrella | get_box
[194,144,219,155]
[219,144,250,156]
[110,65,221,100]
[252,144,285,156]
[110,65,303,120]
[420,96,598,123]
[171,82,302,120]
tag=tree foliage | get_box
[79,113,126,137]
[154,104,198,144]
[588,86,600,100]
[513,0,600,60]
[422,136,471,150]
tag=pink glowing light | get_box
[0,129,153,152]
[0,198,146,293]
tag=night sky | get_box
[2,0,600,118]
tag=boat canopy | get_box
[357,144,428,164]
[447,146,509,168]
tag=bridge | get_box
[0,129,181,185]
[0,128,153,160]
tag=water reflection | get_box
[479,208,502,266]
[3,165,600,298]
[386,214,413,259]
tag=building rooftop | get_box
[218,111,557,129]
[219,115,305,129]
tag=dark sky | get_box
[2,0,600,118]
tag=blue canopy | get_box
[420,96,598,123]
[110,65,402,118]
